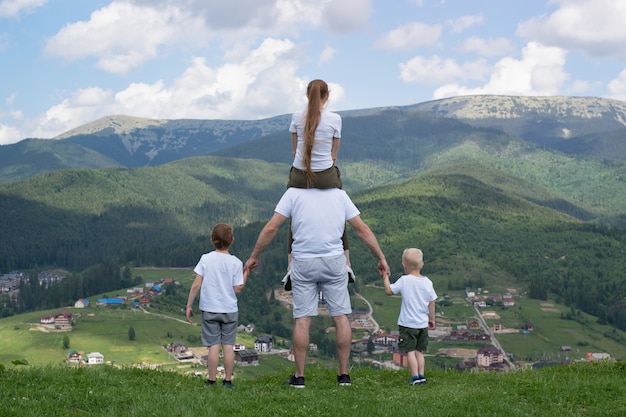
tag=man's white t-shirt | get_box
[274,188,359,258]
[193,251,244,313]
[289,108,342,172]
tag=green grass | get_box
[1,362,624,417]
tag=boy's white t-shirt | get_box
[289,108,342,171]
[389,274,437,329]
[274,187,359,258]
[193,251,244,313]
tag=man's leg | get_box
[293,316,311,377]
[332,314,351,376]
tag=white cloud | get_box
[518,0,626,59]
[374,22,442,51]
[462,37,515,57]
[30,37,325,138]
[432,42,569,99]
[0,123,22,145]
[323,0,372,34]
[0,0,46,18]
[446,13,483,34]
[608,69,626,101]
[399,55,489,85]
[319,46,337,64]
[44,2,211,74]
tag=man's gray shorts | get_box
[201,311,238,346]
[290,254,352,318]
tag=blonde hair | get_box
[303,79,329,187]
[402,248,424,270]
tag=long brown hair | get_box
[303,79,329,187]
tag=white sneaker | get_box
[282,272,292,291]
[347,266,356,284]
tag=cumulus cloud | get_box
[374,22,442,51]
[446,13,483,34]
[323,0,372,34]
[0,0,46,18]
[399,55,489,85]
[432,42,569,99]
[30,37,326,138]
[608,69,626,101]
[44,2,211,74]
[518,0,626,59]
[462,37,515,57]
[319,46,338,64]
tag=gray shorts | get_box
[290,254,351,318]
[201,311,238,347]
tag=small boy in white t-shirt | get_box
[383,248,437,385]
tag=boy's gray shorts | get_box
[201,311,238,346]
[290,254,352,318]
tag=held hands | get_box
[377,259,390,279]
[244,258,258,274]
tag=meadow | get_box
[1,362,624,417]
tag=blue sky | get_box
[1,0,626,145]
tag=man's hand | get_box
[186,307,194,324]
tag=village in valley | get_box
[2,270,614,374]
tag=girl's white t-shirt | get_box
[289,108,342,171]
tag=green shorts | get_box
[398,325,429,353]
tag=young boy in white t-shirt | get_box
[383,248,437,385]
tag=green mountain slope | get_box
[0,156,289,271]
[0,139,120,183]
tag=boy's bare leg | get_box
[207,344,220,381]
[416,350,426,376]
[407,350,419,376]
[222,344,234,381]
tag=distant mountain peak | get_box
[414,95,626,126]
[54,115,167,139]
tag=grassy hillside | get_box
[0,363,624,417]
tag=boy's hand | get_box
[428,319,436,330]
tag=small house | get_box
[85,352,104,365]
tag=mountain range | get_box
[1,95,626,332]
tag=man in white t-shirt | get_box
[244,187,390,388]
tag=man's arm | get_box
[244,212,288,272]
[347,214,390,278]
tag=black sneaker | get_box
[282,272,292,291]
[347,266,356,284]
[337,374,352,386]
[286,373,305,388]
[205,380,217,387]
[222,380,234,389]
